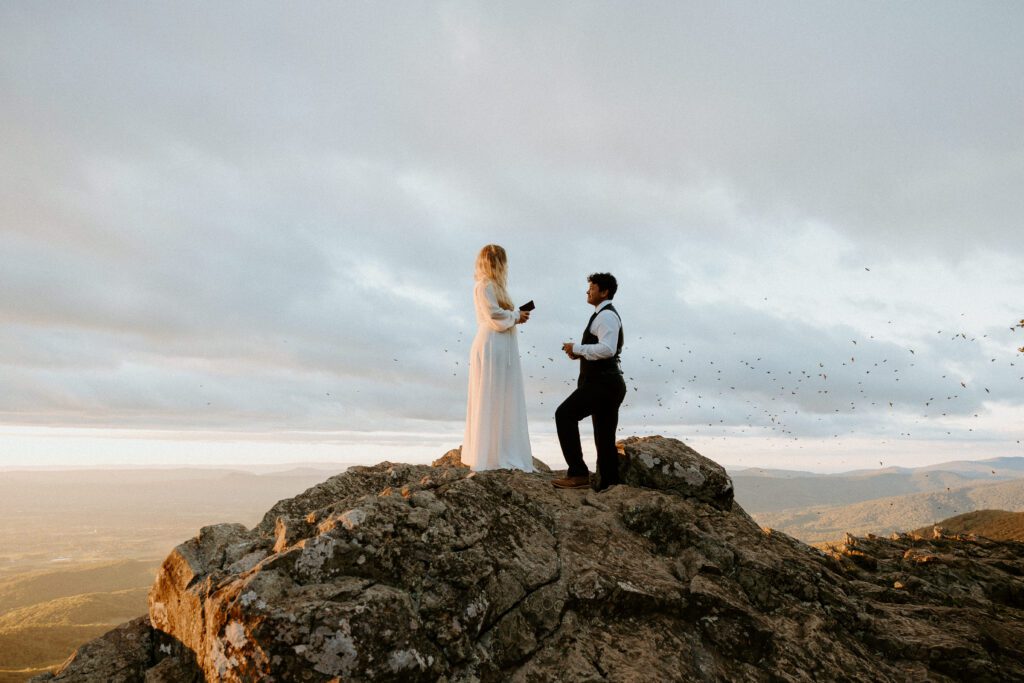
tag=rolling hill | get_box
[0,560,154,615]
[731,455,1024,514]
[753,477,1024,545]
[732,468,1004,513]
[912,509,1024,541]
[0,562,153,682]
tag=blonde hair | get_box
[475,244,514,310]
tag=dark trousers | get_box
[555,374,627,487]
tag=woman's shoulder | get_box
[474,279,494,292]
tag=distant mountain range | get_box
[733,456,1024,545]
[731,456,1024,514]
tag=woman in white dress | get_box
[462,244,534,471]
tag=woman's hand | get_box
[517,310,531,324]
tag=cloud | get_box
[1,2,1022,467]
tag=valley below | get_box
[0,466,340,681]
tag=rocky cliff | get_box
[34,436,1024,682]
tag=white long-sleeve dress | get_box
[462,280,534,471]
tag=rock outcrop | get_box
[30,616,201,682]
[36,436,1024,681]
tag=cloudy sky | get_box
[2,1,1022,471]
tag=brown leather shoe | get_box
[552,475,591,489]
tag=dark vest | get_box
[579,303,624,380]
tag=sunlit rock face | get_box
[36,436,1024,682]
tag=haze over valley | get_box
[0,466,339,680]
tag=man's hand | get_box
[562,342,579,360]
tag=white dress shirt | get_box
[573,300,620,361]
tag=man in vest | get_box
[552,272,627,491]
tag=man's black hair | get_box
[588,272,618,299]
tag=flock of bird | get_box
[443,315,1024,459]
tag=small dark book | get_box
[519,300,535,311]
